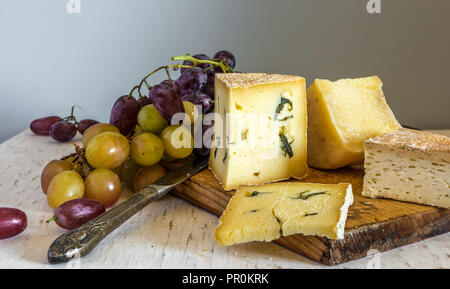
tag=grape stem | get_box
[128,54,234,99]
[63,105,79,125]
[46,216,56,223]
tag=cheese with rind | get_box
[214,182,353,246]
[362,129,450,209]
[209,73,308,191]
[307,76,402,169]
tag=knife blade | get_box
[47,155,209,264]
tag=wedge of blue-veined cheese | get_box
[214,182,353,246]
[209,73,308,191]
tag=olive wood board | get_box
[172,167,450,265]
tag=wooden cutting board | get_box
[173,167,450,265]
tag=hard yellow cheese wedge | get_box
[307,76,402,169]
[215,182,353,246]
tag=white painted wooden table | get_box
[0,130,449,269]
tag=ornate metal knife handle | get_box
[47,185,164,264]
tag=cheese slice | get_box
[214,182,353,246]
[362,129,450,209]
[209,73,308,191]
[307,76,402,169]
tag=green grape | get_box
[130,132,164,166]
[120,158,141,190]
[182,101,200,125]
[41,160,73,194]
[85,169,122,207]
[47,171,85,209]
[82,123,120,147]
[86,131,130,169]
[133,165,167,192]
[137,104,168,134]
[160,125,194,159]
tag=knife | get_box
[47,155,209,264]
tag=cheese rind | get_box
[214,182,353,246]
[307,76,402,169]
[362,129,450,209]
[209,73,308,191]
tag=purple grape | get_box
[194,120,214,156]
[148,84,184,122]
[110,95,139,135]
[214,50,236,68]
[137,96,152,109]
[160,79,180,94]
[30,116,62,136]
[77,119,99,135]
[181,54,211,73]
[181,92,213,113]
[49,121,77,142]
[202,70,216,97]
[175,67,208,96]
[51,199,105,230]
[0,207,27,240]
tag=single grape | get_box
[213,50,236,68]
[77,119,99,135]
[30,116,62,136]
[181,53,211,73]
[0,208,27,240]
[49,121,77,142]
[110,95,139,136]
[137,96,152,109]
[82,123,120,147]
[202,70,215,97]
[182,101,200,124]
[161,125,194,159]
[160,79,181,94]
[181,92,213,113]
[133,165,167,192]
[175,67,208,96]
[120,157,141,190]
[41,160,74,194]
[50,199,105,230]
[47,171,85,209]
[130,132,164,166]
[148,84,184,122]
[86,131,130,169]
[137,104,168,134]
[85,169,122,207]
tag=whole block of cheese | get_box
[307,76,402,169]
[209,73,308,191]
[362,129,450,209]
[214,182,353,246]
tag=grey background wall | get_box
[0,0,449,143]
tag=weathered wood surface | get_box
[173,164,450,265]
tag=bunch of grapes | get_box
[28,51,237,232]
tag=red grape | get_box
[202,70,215,97]
[30,116,62,136]
[181,92,213,113]
[181,53,211,73]
[77,119,99,134]
[51,199,105,230]
[214,50,236,68]
[148,84,184,122]
[0,208,27,240]
[110,95,139,135]
[137,96,152,109]
[175,67,208,96]
[49,121,77,142]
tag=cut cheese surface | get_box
[362,129,450,209]
[209,73,308,191]
[307,76,402,169]
[214,182,353,246]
